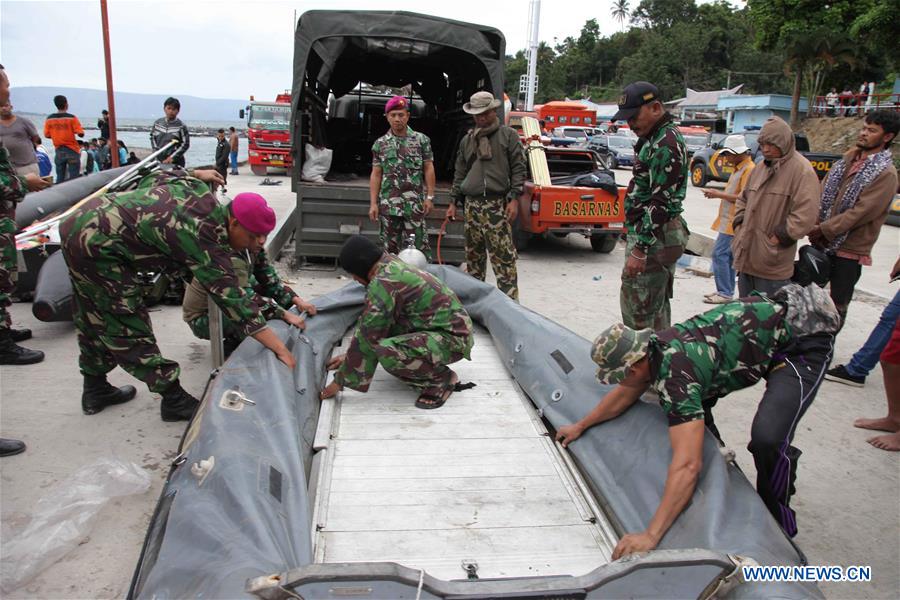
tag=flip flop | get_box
[415,373,476,410]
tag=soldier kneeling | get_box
[320,235,473,409]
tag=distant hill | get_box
[10,87,248,121]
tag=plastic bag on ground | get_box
[300,144,333,183]
[0,458,152,593]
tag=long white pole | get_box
[525,0,541,111]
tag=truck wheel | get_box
[512,224,532,250]
[250,164,268,176]
[590,234,617,253]
[690,163,708,187]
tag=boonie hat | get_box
[463,91,502,115]
[385,95,409,114]
[612,81,661,122]
[719,134,750,155]
[231,192,276,235]
[591,323,653,385]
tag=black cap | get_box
[612,81,661,121]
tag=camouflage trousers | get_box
[0,214,15,332]
[620,217,688,330]
[186,314,244,344]
[374,331,468,397]
[379,213,431,260]
[464,196,518,300]
[61,232,180,393]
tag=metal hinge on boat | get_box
[461,560,479,580]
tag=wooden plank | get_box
[321,525,609,579]
[336,421,539,440]
[329,475,561,493]
[332,437,543,456]
[324,499,590,532]
[331,461,557,481]
[327,486,574,508]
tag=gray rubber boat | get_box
[128,267,821,599]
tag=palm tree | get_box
[612,0,630,31]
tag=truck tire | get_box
[690,162,708,188]
[250,164,268,176]
[590,234,617,253]
[512,222,532,250]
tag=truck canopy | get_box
[292,10,506,178]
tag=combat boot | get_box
[160,381,200,422]
[10,328,32,342]
[0,330,44,365]
[82,374,138,415]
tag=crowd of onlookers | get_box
[822,81,883,117]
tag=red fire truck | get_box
[240,93,292,175]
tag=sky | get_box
[1,0,738,100]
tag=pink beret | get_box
[231,192,276,235]
[385,95,409,114]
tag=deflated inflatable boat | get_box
[128,267,822,599]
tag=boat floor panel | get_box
[314,330,614,580]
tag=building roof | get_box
[676,85,744,109]
[717,94,808,112]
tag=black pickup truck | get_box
[689,131,841,187]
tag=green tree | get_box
[630,0,697,29]
[747,0,860,126]
[612,0,630,31]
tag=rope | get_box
[436,213,451,265]
[414,568,425,600]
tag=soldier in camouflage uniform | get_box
[447,92,526,301]
[612,82,689,330]
[369,95,435,258]
[0,64,53,457]
[557,284,839,558]
[183,244,316,352]
[0,64,51,370]
[61,178,297,421]
[320,235,473,409]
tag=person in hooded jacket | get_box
[731,117,820,297]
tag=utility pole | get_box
[525,0,541,111]
[100,0,119,167]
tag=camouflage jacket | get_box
[625,114,687,250]
[61,170,267,337]
[372,127,433,218]
[0,145,27,217]
[182,248,297,323]
[648,296,792,425]
[335,255,474,391]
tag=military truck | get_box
[290,10,507,264]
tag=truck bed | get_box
[312,329,618,581]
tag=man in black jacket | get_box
[215,129,229,186]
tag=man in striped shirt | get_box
[150,97,190,167]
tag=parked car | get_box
[689,131,840,187]
[682,133,709,157]
[586,135,636,169]
[886,193,900,227]
[551,126,594,145]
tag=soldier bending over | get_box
[320,235,473,409]
[557,284,839,557]
[61,170,297,422]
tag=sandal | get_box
[415,372,476,410]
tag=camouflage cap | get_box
[591,323,653,385]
